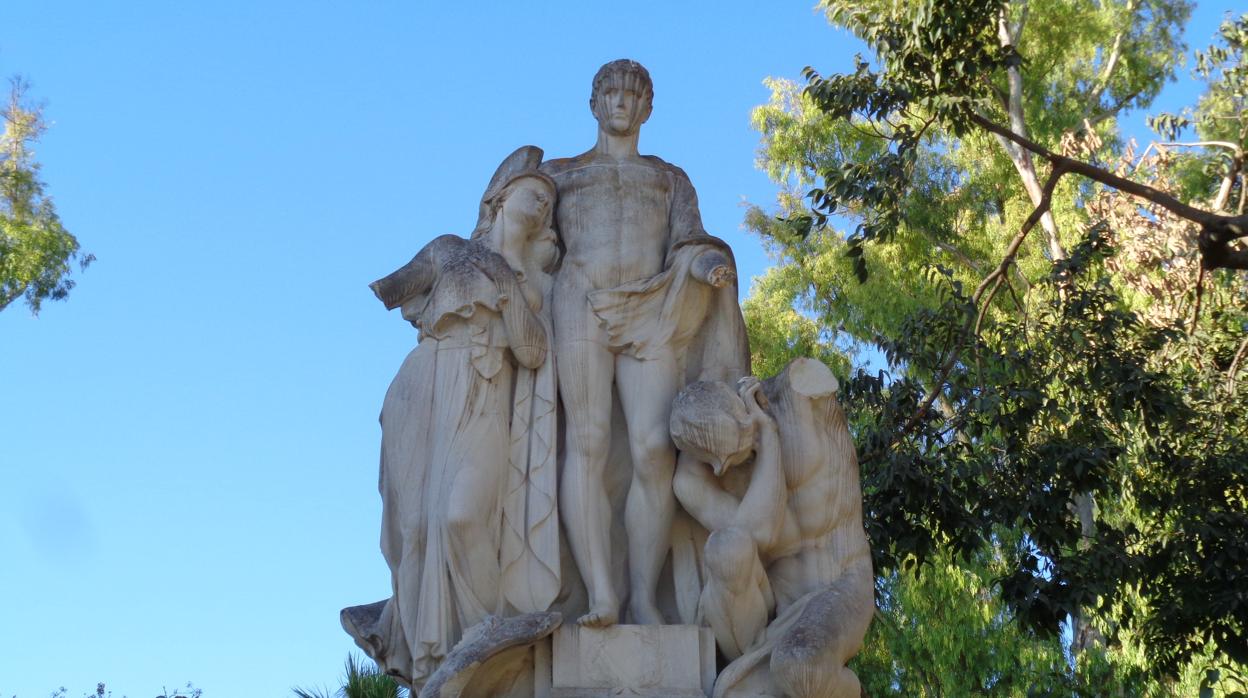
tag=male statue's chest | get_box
[553,162,672,231]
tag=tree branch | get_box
[1086,87,1143,127]
[1154,141,1248,213]
[1156,141,1245,210]
[1012,0,1029,41]
[1156,140,1244,156]
[995,8,1066,260]
[1201,240,1248,270]
[1083,0,1136,116]
[891,163,1067,443]
[1228,334,1248,391]
[922,231,984,273]
[1216,157,1242,213]
[968,113,1248,265]
[1190,264,1206,336]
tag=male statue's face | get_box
[591,73,652,137]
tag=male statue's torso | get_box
[544,153,675,293]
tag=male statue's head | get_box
[589,59,654,137]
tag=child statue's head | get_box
[669,380,756,476]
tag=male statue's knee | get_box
[704,528,756,586]
[569,422,611,460]
[631,430,674,470]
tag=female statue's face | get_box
[500,177,553,232]
[678,415,756,477]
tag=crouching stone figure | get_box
[669,358,873,698]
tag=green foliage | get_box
[849,230,1247,673]
[849,543,1213,696]
[746,78,1002,347]
[853,549,1072,696]
[1152,13,1248,146]
[742,0,1247,690]
[791,0,1192,278]
[1149,12,1248,218]
[293,655,406,698]
[0,77,90,314]
[742,263,847,379]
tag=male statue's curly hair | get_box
[590,59,653,106]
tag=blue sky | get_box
[0,2,1234,696]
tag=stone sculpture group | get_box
[341,60,873,698]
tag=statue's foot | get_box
[577,603,619,628]
[629,599,664,625]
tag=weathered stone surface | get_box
[418,612,561,698]
[340,600,387,663]
[551,624,716,697]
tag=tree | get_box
[0,77,90,314]
[743,0,1246,691]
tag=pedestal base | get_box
[550,624,717,697]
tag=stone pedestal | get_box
[550,624,717,697]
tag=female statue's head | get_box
[471,147,559,277]
[670,380,756,476]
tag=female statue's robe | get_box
[352,235,558,687]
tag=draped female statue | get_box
[341,147,561,689]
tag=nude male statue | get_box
[541,60,745,627]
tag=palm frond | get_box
[294,654,406,698]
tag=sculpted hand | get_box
[737,377,773,425]
[501,249,526,278]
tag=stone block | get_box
[551,624,716,697]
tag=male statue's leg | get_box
[556,337,619,627]
[616,352,680,625]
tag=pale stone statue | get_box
[343,62,873,698]
[540,58,749,628]
[342,146,563,690]
[669,358,874,698]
